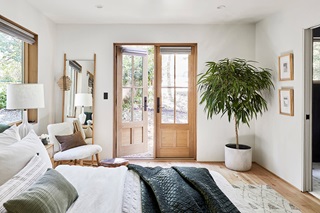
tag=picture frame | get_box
[278,53,294,81]
[279,88,294,116]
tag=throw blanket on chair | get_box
[127,164,240,213]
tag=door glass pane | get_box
[133,88,143,121]
[176,54,188,87]
[161,54,174,87]
[161,88,174,123]
[122,88,132,122]
[122,55,132,87]
[134,56,143,87]
[176,88,188,123]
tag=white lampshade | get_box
[6,83,45,139]
[75,93,92,107]
[7,84,45,109]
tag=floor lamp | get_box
[6,84,45,138]
[75,93,92,124]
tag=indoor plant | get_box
[198,58,274,171]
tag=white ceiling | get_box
[26,0,292,24]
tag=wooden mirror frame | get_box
[62,53,96,144]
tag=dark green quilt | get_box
[128,164,240,213]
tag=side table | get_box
[100,158,129,167]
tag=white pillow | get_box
[0,125,21,148]
[0,155,46,212]
[0,130,52,186]
[21,130,52,169]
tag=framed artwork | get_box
[279,88,294,116]
[278,53,294,81]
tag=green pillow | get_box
[0,124,10,133]
[4,168,78,213]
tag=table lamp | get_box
[75,93,92,124]
[6,84,45,138]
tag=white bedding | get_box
[56,165,127,213]
[56,165,253,213]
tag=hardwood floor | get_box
[129,160,320,213]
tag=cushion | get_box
[73,119,86,139]
[0,130,52,186]
[0,155,47,212]
[55,131,87,152]
[84,126,93,138]
[84,137,92,145]
[3,168,78,213]
[0,124,10,133]
[54,144,102,161]
[0,125,21,148]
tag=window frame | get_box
[0,15,38,124]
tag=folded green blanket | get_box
[128,164,240,213]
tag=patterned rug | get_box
[232,184,301,213]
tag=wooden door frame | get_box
[113,43,197,159]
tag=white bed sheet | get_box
[56,165,128,213]
[57,166,253,213]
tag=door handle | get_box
[157,97,160,113]
[156,97,165,113]
[143,96,148,111]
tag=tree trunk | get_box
[235,117,239,149]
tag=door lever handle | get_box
[143,97,148,111]
[156,97,165,113]
[157,97,160,113]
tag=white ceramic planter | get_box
[225,144,252,171]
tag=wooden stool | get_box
[100,158,129,167]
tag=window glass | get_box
[0,31,23,124]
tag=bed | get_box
[56,165,254,213]
[0,126,254,212]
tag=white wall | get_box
[0,0,56,135]
[255,0,320,190]
[55,24,256,160]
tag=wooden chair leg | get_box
[54,161,59,168]
[79,159,83,166]
[95,154,100,166]
[91,156,94,165]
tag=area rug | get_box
[232,184,301,213]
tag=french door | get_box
[115,44,196,158]
[155,46,196,158]
[116,46,148,156]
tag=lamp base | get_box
[79,106,86,124]
[19,110,33,139]
[79,113,86,124]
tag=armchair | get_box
[47,122,101,167]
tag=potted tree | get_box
[198,58,274,171]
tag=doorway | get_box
[304,27,320,198]
[310,27,320,198]
[114,44,197,159]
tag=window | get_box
[0,16,38,124]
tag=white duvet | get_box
[56,165,253,213]
[56,165,127,213]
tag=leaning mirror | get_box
[61,53,96,143]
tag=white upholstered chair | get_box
[47,122,101,167]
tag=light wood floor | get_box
[129,160,320,213]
